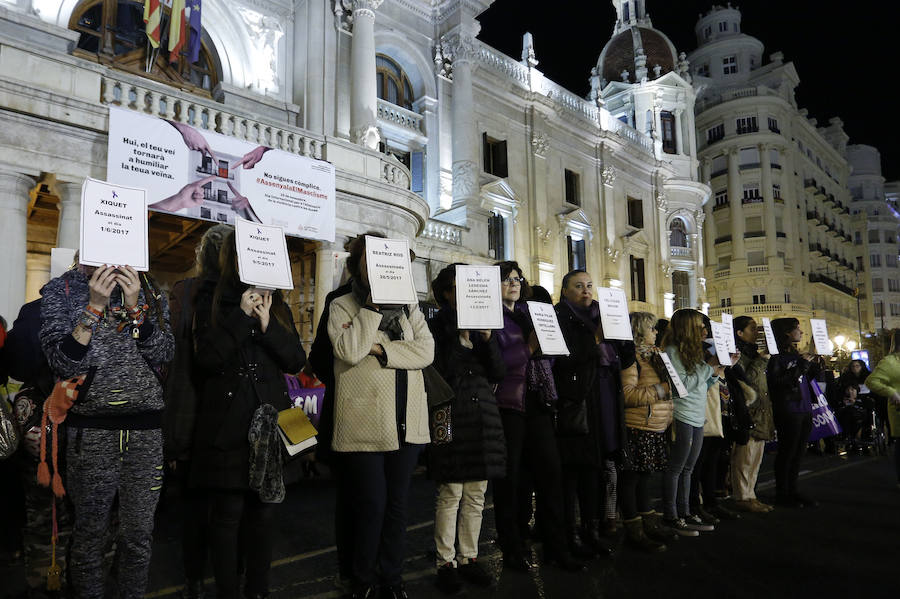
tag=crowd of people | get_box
[1,227,900,599]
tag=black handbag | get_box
[423,365,454,444]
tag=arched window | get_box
[70,0,220,94]
[669,218,689,247]
[376,54,414,110]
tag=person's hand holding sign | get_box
[88,265,118,311]
[114,266,141,309]
[149,175,217,212]
[253,291,273,334]
[232,146,270,170]
[240,288,263,317]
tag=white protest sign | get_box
[658,351,688,398]
[79,178,149,271]
[761,317,779,355]
[527,301,570,356]
[596,287,633,340]
[810,318,832,355]
[365,237,417,305]
[709,321,733,366]
[455,265,503,329]
[721,312,736,353]
[234,217,293,290]
[50,248,77,279]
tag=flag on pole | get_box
[168,0,187,62]
[143,0,162,49]
[187,0,202,64]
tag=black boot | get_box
[639,510,679,544]
[582,520,615,559]
[623,517,666,553]
[567,528,596,559]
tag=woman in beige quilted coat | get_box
[618,311,675,551]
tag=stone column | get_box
[305,0,327,134]
[415,96,441,214]
[727,148,745,261]
[55,180,83,251]
[349,0,383,150]
[759,143,778,259]
[26,254,50,303]
[448,27,479,212]
[780,146,796,263]
[674,108,685,155]
[704,197,716,270]
[313,241,336,332]
[0,170,34,320]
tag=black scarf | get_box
[352,278,406,341]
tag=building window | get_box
[723,55,738,75]
[564,169,580,206]
[718,255,731,270]
[855,231,862,245]
[704,26,712,40]
[660,111,677,154]
[623,1,630,21]
[630,256,646,302]
[871,254,882,268]
[869,230,881,243]
[747,250,765,266]
[719,21,728,32]
[669,218,689,248]
[892,303,900,317]
[742,184,762,203]
[873,278,884,292]
[875,303,883,317]
[887,254,897,268]
[627,198,644,228]
[734,22,739,32]
[768,117,780,133]
[752,294,766,305]
[720,298,732,307]
[714,189,728,207]
[376,54,415,110]
[706,123,725,143]
[769,148,781,168]
[567,236,586,271]
[409,150,424,195]
[773,184,782,199]
[482,133,508,178]
[488,213,506,260]
[889,279,900,292]
[784,291,791,303]
[673,271,691,309]
[736,116,758,135]
[70,0,220,92]
[697,63,710,77]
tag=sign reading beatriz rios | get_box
[79,178,149,271]
[365,237,417,305]
[106,106,335,242]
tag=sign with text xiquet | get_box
[106,106,335,242]
[79,178,149,271]
[234,217,293,290]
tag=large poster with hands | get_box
[106,106,336,242]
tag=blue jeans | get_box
[663,420,705,520]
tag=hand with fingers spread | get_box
[168,121,219,166]
[254,291,273,333]
[232,146,269,170]
[88,265,119,311]
[149,175,217,212]
[113,266,142,309]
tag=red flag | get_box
[168,0,187,62]
[143,0,161,49]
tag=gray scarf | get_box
[352,278,406,340]
[248,404,284,504]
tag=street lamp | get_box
[834,334,846,348]
[846,340,857,352]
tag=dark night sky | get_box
[477,0,900,181]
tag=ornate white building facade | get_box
[689,3,862,343]
[0,0,708,337]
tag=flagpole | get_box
[149,10,170,73]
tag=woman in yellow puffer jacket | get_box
[618,312,675,551]
[861,328,900,487]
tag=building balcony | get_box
[670,246,693,257]
[709,303,812,318]
[421,220,464,245]
[742,196,763,205]
[809,273,855,296]
[714,269,731,279]
[744,230,765,238]
[747,265,769,273]
[807,211,820,223]
[804,178,818,191]
[736,126,760,135]
[713,202,730,211]
[715,234,732,244]
[376,98,425,141]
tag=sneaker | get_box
[458,559,494,587]
[662,517,700,537]
[435,563,463,595]
[733,499,769,513]
[682,514,715,532]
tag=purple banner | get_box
[809,381,842,441]
[284,374,325,430]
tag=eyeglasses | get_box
[501,276,525,286]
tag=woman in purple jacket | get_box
[491,261,582,572]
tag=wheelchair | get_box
[834,392,888,456]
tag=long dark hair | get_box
[770,317,801,354]
[346,230,386,279]
[212,230,293,331]
[431,263,464,308]
[197,224,232,280]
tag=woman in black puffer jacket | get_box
[426,264,506,591]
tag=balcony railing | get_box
[421,220,464,245]
[376,99,424,134]
[809,273,855,296]
[715,235,732,244]
[670,246,692,257]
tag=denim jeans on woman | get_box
[662,419,705,520]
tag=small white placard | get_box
[365,237,417,305]
[659,351,688,398]
[810,318,832,355]
[455,265,503,329]
[79,178,149,271]
[234,217,293,290]
[596,287,634,341]
[50,248,77,279]
[527,301,570,356]
[721,313,736,353]
[709,321,733,366]
[761,317,779,355]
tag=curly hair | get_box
[196,224,233,280]
[629,311,657,345]
[660,309,707,373]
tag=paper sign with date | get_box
[761,317,779,355]
[709,321,733,366]
[809,318,832,355]
[79,178,149,271]
[720,312,736,353]
[455,265,503,329]
[658,352,688,398]
[365,237,417,305]
[527,301,570,356]
[234,217,293,290]
[596,287,634,340]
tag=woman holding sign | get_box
[767,318,824,508]
[863,328,900,487]
[553,270,625,557]
[190,232,306,599]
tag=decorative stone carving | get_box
[451,160,478,199]
[677,51,692,82]
[695,210,705,227]
[652,64,662,78]
[350,0,383,18]
[698,277,707,291]
[620,69,630,83]
[534,224,553,246]
[521,32,538,67]
[606,247,621,264]
[351,124,381,149]
[634,48,647,82]
[660,263,673,277]
[601,165,616,186]
[434,41,452,79]
[656,191,668,212]
[236,5,285,92]
[333,0,353,31]
[531,132,548,157]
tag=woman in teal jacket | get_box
[862,328,900,486]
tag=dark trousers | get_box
[774,410,813,497]
[563,466,598,530]
[618,470,652,520]
[341,445,421,588]
[173,461,208,584]
[493,408,568,556]
[690,436,726,508]
[208,490,275,599]
[331,455,355,581]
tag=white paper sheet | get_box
[658,352,688,398]
[455,265,503,329]
[596,287,633,340]
[365,237,417,305]
[79,178,149,271]
[761,317,779,355]
[710,321,733,366]
[527,301,570,356]
[810,318,832,355]
[721,312,736,353]
[234,217,294,290]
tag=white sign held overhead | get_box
[721,312,736,353]
[810,318,832,355]
[79,178,149,271]
[365,237,417,305]
[761,317,779,355]
[659,352,688,398]
[455,265,503,330]
[596,287,634,341]
[527,301,570,356]
[234,217,293,290]
[709,321,733,366]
